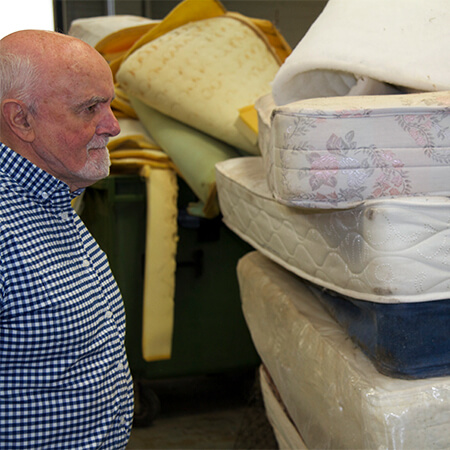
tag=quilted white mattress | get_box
[216,157,450,303]
[238,251,450,450]
[256,91,450,209]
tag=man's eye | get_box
[87,104,98,113]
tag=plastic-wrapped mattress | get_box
[259,366,307,450]
[237,251,450,449]
[256,91,450,209]
[216,156,450,304]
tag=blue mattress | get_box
[309,284,450,379]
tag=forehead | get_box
[43,56,115,106]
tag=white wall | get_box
[1,0,54,39]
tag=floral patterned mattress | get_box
[216,156,450,303]
[256,91,450,209]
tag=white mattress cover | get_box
[216,156,450,303]
[271,0,450,106]
[256,91,450,209]
[238,251,450,450]
[68,15,156,48]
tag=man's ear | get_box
[1,100,36,142]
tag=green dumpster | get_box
[80,174,260,381]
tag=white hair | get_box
[0,52,41,114]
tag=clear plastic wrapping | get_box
[238,251,450,449]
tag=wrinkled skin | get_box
[0,30,120,191]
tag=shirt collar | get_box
[0,142,83,204]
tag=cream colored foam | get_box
[108,117,160,151]
[271,0,450,105]
[68,15,154,48]
[238,251,450,449]
[117,15,280,155]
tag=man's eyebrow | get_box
[73,96,112,112]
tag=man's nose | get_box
[97,106,120,137]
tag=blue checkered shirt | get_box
[0,142,134,449]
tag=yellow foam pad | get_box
[117,14,280,154]
[140,165,179,361]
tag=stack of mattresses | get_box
[216,93,450,448]
[215,1,450,447]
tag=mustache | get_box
[87,135,110,150]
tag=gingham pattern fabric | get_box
[0,142,134,449]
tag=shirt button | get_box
[61,211,70,220]
[105,310,113,319]
[82,259,90,267]
[42,191,49,200]
[118,362,124,371]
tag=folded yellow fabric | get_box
[117,13,282,154]
[108,117,174,171]
[110,85,138,119]
[95,21,159,62]
[110,150,168,162]
[247,15,291,64]
[140,165,179,362]
[108,117,159,150]
[236,104,259,146]
[110,157,174,174]
[130,95,240,218]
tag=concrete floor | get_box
[126,369,278,449]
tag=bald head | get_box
[0,30,109,106]
[1,29,85,58]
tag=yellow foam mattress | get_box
[116,14,281,155]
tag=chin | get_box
[75,155,111,184]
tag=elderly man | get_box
[0,30,134,448]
